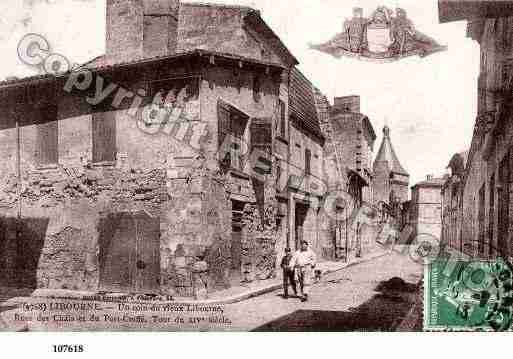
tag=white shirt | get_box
[289,248,316,268]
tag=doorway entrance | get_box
[98,212,160,294]
[294,201,309,250]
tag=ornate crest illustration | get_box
[310,6,447,61]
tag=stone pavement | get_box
[24,248,389,305]
[0,249,423,331]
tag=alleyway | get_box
[1,251,422,332]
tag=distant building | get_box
[410,175,444,242]
[441,151,468,252]
[324,96,376,202]
[314,93,378,260]
[373,125,410,206]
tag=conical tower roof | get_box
[373,125,409,176]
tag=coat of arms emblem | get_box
[310,6,446,61]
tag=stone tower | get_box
[372,125,409,205]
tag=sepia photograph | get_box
[0,0,512,345]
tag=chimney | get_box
[333,95,360,113]
[106,0,180,65]
[143,0,180,58]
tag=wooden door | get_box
[134,215,160,293]
[99,213,160,293]
[99,214,136,293]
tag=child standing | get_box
[280,248,297,299]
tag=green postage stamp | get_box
[424,256,513,331]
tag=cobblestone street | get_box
[1,251,423,332]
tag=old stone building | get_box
[410,175,444,242]
[284,70,327,258]
[0,0,334,297]
[441,151,468,252]
[373,125,410,206]
[315,93,377,259]
[439,1,513,260]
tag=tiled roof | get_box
[413,177,445,188]
[0,49,287,88]
[289,68,325,141]
[446,150,469,177]
[373,126,409,176]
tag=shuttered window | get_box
[253,75,261,103]
[92,109,116,163]
[278,99,286,137]
[218,101,249,171]
[305,148,311,175]
[36,105,58,166]
[250,119,272,175]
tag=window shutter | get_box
[279,100,286,137]
[305,149,311,175]
[36,105,58,166]
[250,119,272,175]
[92,110,116,163]
[217,103,231,168]
[250,119,272,151]
[253,75,261,103]
[218,104,231,147]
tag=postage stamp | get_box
[424,256,513,331]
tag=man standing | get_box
[290,240,317,302]
[280,248,297,299]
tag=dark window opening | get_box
[498,153,510,258]
[305,148,311,176]
[253,75,261,103]
[92,109,117,163]
[278,99,286,137]
[488,174,495,257]
[478,185,486,256]
[218,101,249,171]
[36,105,58,167]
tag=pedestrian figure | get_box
[280,248,297,299]
[290,240,317,302]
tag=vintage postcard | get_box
[0,0,512,340]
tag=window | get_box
[488,174,495,256]
[305,149,311,176]
[478,185,486,256]
[276,163,281,188]
[253,75,261,102]
[218,102,249,171]
[36,105,58,167]
[92,109,116,163]
[498,153,510,257]
[278,99,286,137]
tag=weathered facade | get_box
[315,93,378,260]
[441,151,467,252]
[284,69,328,259]
[410,176,444,242]
[373,125,410,205]
[0,0,333,297]
[439,1,513,261]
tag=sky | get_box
[0,0,480,186]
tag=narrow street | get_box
[1,251,423,332]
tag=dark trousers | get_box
[283,269,297,296]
